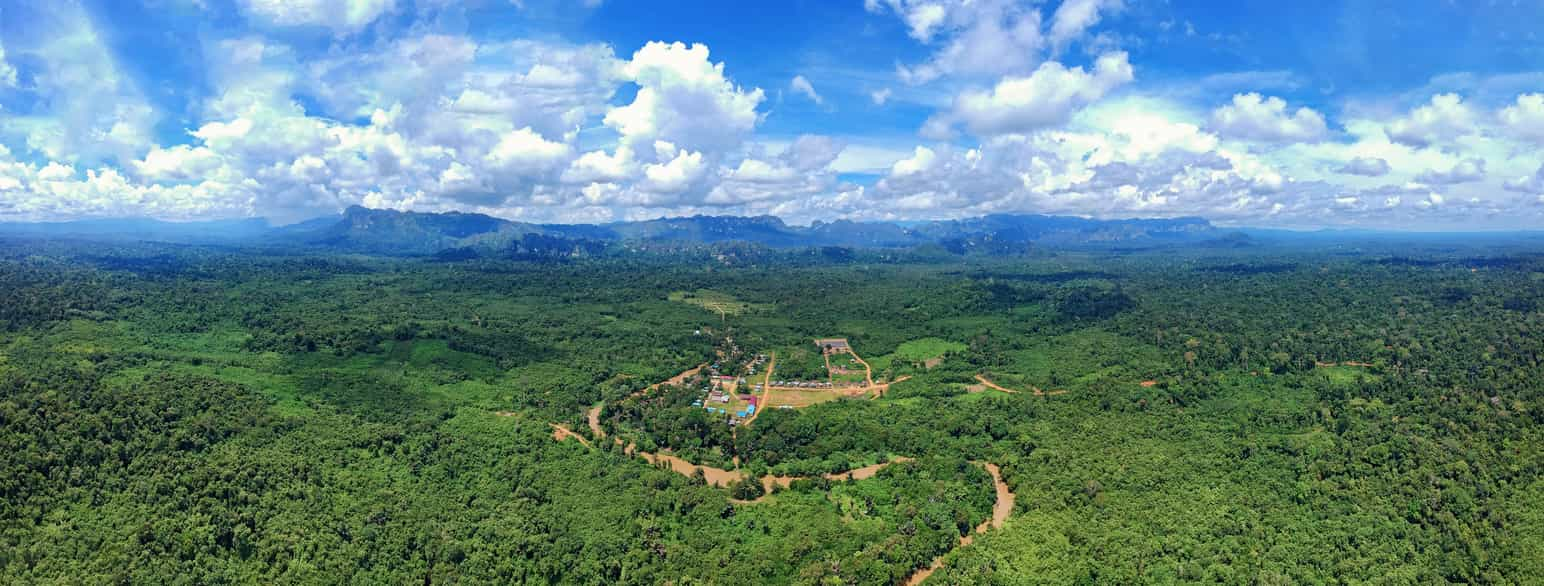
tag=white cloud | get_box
[3,6,1541,229]
[563,147,634,184]
[1498,93,1544,143]
[1049,0,1123,50]
[640,147,707,194]
[134,145,225,182]
[871,88,893,105]
[1386,93,1476,147]
[0,42,17,87]
[0,3,158,166]
[1502,163,1544,195]
[1209,93,1328,143]
[1415,158,1485,185]
[238,0,395,33]
[790,75,823,105]
[484,127,570,175]
[604,41,764,154]
[1337,157,1390,177]
[927,52,1132,137]
[890,146,938,176]
[881,0,1047,84]
[866,0,950,42]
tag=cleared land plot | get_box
[765,387,855,409]
[1317,364,1382,385]
[892,337,966,363]
[668,289,769,316]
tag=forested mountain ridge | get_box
[1,206,1226,254]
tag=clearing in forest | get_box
[668,289,767,317]
[892,337,967,368]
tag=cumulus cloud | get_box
[1208,93,1328,143]
[926,52,1132,137]
[605,42,764,153]
[865,0,949,42]
[484,127,570,176]
[4,4,1543,229]
[1503,163,1544,195]
[705,135,847,206]
[781,135,846,171]
[0,2,158,167]
[640,146,707,194]
[1336,157,1391,176]
[871,0,1047,84]
[1498,93,1544,143]
[790,75,823,105]
[1386,93,1476,147]
[1415,158,1485,185]
[1048,0,1123,50]
[238,0,395,33]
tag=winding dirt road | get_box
[974,374,1067,396]
[904,461,1014,585]
[542,362,1019,585]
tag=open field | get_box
[668,289,769,316]
[764,386,859,408]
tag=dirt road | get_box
[848,348,875,386]
[974,374,1066,396]
[546,416,1018,582]
[586,404,604,438]
[972,375,1020,394]
[550,424,591,447]
[642,362,709,396]
[903,461,1014,585]
[740,351,776,427]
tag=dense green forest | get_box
[1,238,1541,583]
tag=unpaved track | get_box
[550,424,591,447]
[644,362,709,396]
[847,348,875,387]
[903,461,1014,585]
[973,375,1020,394]
[547,401,1017,584]
[741,352,776,427]
[974,374,1066,396]
[587,404,604,438]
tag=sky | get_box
[1,0,1543,229]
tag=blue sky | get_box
[1,0,1542,228]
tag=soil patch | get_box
[550,424,591,447]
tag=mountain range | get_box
[2,206,1233,256]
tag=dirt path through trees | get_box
[547,404,1017,583]
[973,374,1067,396]
[549,424,591,447]
[903,461,1014,585]
[644,362,708,395]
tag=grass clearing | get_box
[669,289,769,316]
[892,337,967,362]
[765,387,850,409]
